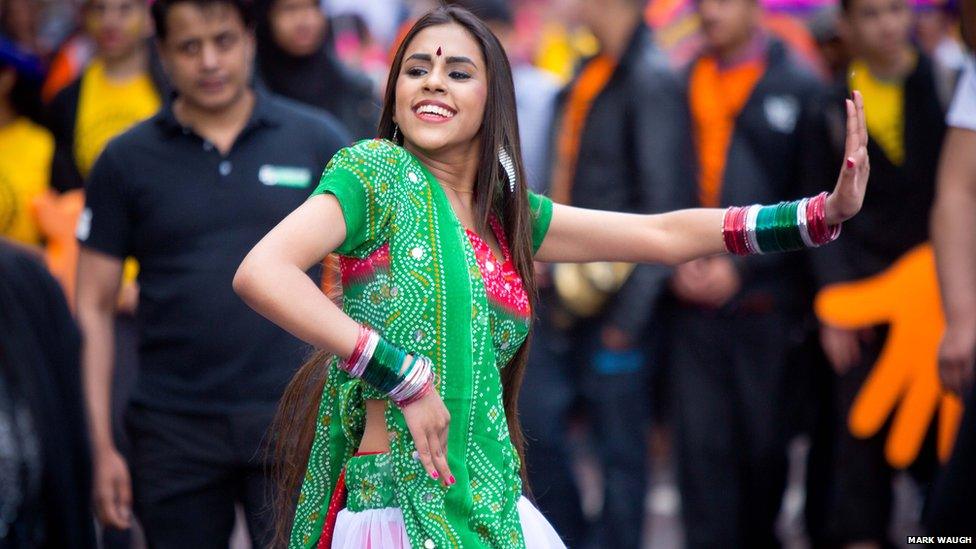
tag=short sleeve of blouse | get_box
[528,191,553,255]
[311,140,399,256]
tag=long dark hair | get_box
[269,6,537,547]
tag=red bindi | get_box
[436,46,442,56]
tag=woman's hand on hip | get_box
[402,390,455,487]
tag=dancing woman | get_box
[233,6,869,548]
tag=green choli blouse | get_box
[290,139,553,549]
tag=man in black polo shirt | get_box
[73,0,348,543]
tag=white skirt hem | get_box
[331,495,566,548]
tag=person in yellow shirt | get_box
[0,37,53,247]
[804,0,947,546]
[47,0,166,192]
[45,0,165,313]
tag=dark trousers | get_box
[805,328,935,545]
[924,379,976,535]
[805,332,894,544]
[520,293,651,549]
[124,403,276,549]
[670,308,797,549]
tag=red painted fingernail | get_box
[431,471,439,479]
[448,475,455,485]
[846,158,855,169]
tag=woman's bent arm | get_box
[233,193,454,484]
[233,194,359,357]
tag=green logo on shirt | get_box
[258,165,312,188]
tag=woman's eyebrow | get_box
[405,52,476,67]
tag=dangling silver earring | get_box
[498,147,516,193]
[392,124,400,143]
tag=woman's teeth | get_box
[417,105,455,118]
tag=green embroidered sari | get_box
[290,139,553,549]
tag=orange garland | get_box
[549,55,617,205]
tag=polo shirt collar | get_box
[155,88,280,138]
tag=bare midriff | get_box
[359,399,391,453]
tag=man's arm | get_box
[75,246,132,528]
[932,127,976,394]
[76,247,122,456]
[74,141,135,529]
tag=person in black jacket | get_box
[253,0,379,140]
[520,1,692,547]
[0,239,96,549]
[804,0,946,545]
[666,0,830,546]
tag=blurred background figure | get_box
[328,10,390,90]
[913,0,965,107]
[807,4,851,81]
[0,0,39,53]
[927,0,976,534]
[0,36,52,248]
[523,0,690,547]
[41,2,161,545]
[254,0,379,139]
[804,0,946,545]
[667,0,828,546]
[46,0,164,193]
[447,0,560,192]
[323,0,406,48]
[0,238,96,548]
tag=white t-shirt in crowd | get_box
[948,57,976,131]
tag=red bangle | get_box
[805,192,841,246]
[344,324,370,370]
[723,206,750,255]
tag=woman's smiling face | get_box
[394,23,489,154]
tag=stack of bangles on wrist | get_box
[723,191,841,255]
[341,324,434,408]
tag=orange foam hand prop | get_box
[814,244,963,468]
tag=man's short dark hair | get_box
[151,0,253,41]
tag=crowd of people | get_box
[0,0,971,547]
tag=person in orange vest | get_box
[522,0,692,546]
[666,0,830,546]
[804,0,947,545]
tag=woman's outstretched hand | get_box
[401,387,455,487]
[825,90,870,226]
